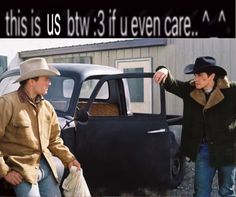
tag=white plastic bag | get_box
[62,166,91,197]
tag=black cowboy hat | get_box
[184,56,227,76]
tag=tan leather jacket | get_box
[0,89,75,184]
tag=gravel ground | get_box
[121,161,221,197]
[164,161,219,197]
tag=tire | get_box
[169,152,185,188]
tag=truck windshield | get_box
[0,75,75,112]
[44,76,75,112]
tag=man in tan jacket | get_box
[0,58,81,197]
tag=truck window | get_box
[62,79,74,98]
[78,79,120,116]
[79,79,109,100]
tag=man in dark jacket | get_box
[153,56,236,197]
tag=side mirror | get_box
[76,109,89,125]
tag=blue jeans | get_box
[194,144,236,197]
[13,157,63,197]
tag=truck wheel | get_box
[169,152,185,188]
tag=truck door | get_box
[75,73,181,190]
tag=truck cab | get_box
[0,63,184,195]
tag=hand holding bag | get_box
[62,166,91,197]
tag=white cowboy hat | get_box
[14,57,60,83]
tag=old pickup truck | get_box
[0,63,184,195]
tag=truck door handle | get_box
[147,129,166,134]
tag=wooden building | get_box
[19,38,236,115]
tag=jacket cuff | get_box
[0,164,10,178]
[155,65,167,72]
[62,155,76,168]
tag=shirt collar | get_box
[17,86,44,105]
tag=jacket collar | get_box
[190,77,230,110]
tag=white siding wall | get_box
[44,39,236,115]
